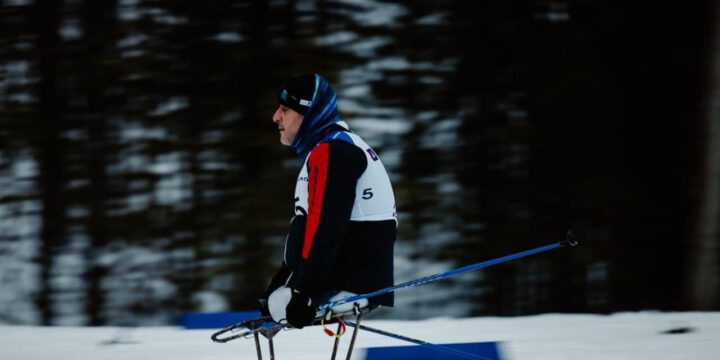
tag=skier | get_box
[258,73,397,330]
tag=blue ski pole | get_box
[319,231,577,311]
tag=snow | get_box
[1,312,718,360]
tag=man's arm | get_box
[294,140,367,300]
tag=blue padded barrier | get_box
[177,311,260,329]
[364,341,503,360]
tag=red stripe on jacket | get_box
[303,142,330,259]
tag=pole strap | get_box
[322,316,346,338]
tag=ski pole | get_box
[319,231,577,311]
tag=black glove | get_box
[285,290,316,329]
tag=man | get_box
[259,73,397,329]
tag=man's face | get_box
[273,105,304,146]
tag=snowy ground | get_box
[1,312,718,360]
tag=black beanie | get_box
[277,73,316,116]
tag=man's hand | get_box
[285,290,316,329]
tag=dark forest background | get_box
[0,0,718,326]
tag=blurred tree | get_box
[449,0,538,315]
[690,0,720,310]
[30,0,68,325]
[76,0,119,326]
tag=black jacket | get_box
[264,128,396,307]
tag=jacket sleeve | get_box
[261,261,291,300]
[294,140,367,300]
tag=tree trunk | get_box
[690,1,720,310]
[32,0,65,325]
[79,0,118,326]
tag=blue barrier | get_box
[364,341,503,360]
[177,311,260,329]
